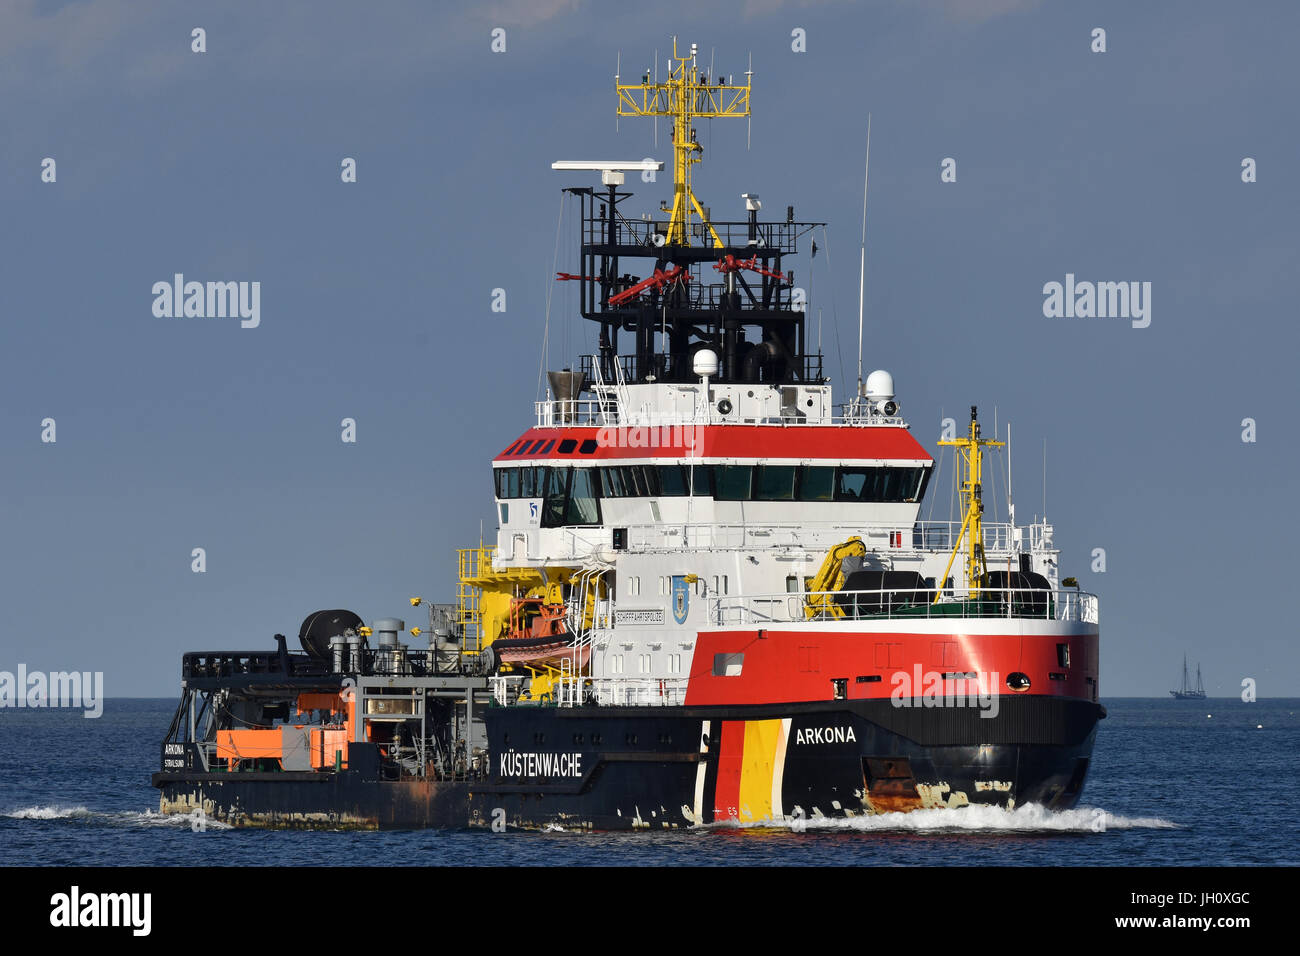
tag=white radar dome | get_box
[864,369,895,401]
[693,349,720,377]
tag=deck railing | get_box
[490,675,689,708]
[530,520,1054,560]
[710,587,1098,627]
[533,398,907,429]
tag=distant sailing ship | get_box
[1170,654,1206,699]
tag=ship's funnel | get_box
[372,619,405,647]
[548,369,586,423]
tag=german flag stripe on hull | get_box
[710,717,792,822]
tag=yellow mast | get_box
[616,38,751,247]
[933,406,1005,603]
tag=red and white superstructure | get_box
[479,359,1100,823]
[466,40,1102,826]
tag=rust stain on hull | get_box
[860,757,976,813]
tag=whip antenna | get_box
[856,114,871,400]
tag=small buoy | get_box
[1257,724,1263,729]
[1206,714,1212,718]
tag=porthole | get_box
[1006,672,1032,692]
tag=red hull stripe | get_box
[495,425,932,464]
[684,630,1099,707]
[713,720,746,821]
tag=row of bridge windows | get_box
[494,464,930,527]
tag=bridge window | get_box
[518,465,539,498]
[596,465,660,498]
[657,464,688,496]
[686,465,713,497]
[534,467,578,522]
[541,468,569,526]
[598,467,625,497]
[835,468,868,500]
[497,466,557,499]
[712,465,753,501]
[624,466,647,496]
[798,466,835,501]
[495,467,521,499]
[834,466,930,503]
[912,467,932,503]
[565,468,601,525]
[592,464,688,498]
[558,438,577,454]
[755,465,797,500]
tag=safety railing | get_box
[533,398,906,429]
[710,587,1098,626]
[490,674,689,707]
[542,520,1056,559]
[582,216,810,254]
[912,520,1054,553]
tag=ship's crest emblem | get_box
[672,576,690,624]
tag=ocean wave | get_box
[3,805,92,820]
[722,803,1180,833]
[2,805,230,829]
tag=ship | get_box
[1170,654,1207,699]
[152,39,1104,829]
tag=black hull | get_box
[153,771,470,830]
[153,696,1103,830]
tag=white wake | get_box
[2,805,230,829]
[723,803,1179,832]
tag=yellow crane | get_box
[804,537,867,619]
[933,406,1004,603]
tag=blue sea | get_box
[1,698,1294,866]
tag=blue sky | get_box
[2,0,1296,696]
